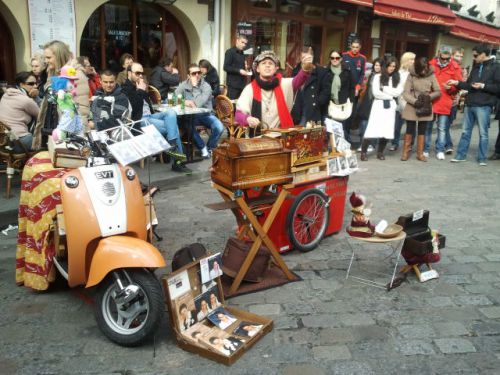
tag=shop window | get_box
[303,24,322,64]
[80,1,189,75]
[252,17,276,56]
[250,0,276,11]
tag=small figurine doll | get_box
[346,192,375,238]
[51,66,83,142]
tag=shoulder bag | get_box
[328,98,352,121]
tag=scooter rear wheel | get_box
[95,268,164,347]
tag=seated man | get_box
[122,62,191,174]
[88,70,131,131]
[0,71,39,152]
[235,50,312,133]
[175,64,224,158]
[150,57,180,100]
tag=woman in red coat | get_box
[424,46,463,160]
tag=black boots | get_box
[377,138,387,160]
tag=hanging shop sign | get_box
[27,0,77,56]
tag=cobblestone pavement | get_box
[1,124,500,374]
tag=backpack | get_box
[171,243,208,271]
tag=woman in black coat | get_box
[199,59,220,97]
[327,49,356,141]
[291,54,332,125]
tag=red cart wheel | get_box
[286,188,330,252]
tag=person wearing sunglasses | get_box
[175,64,224,158]
[327,49,356,142]
[447,44,500,166]
[122,62,190,174]
[0,71,40,152]
[423,46,463,161]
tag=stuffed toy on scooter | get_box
[51,65,83,142]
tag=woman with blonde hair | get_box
[389,51,416,151]
[32,40,89,149]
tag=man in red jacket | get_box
[424,46,463,160]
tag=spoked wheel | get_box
[95,269,164,347]
[286,188,330,252]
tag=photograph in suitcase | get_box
[162,254,273,365]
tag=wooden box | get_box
[48,136,87,169]
[161,256,273,366]
[211,138,292,190]
[264,126,326,166]
[396,210,446,256]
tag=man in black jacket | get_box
[122,63,191,174]
[89,70,131,131]
[150,57,180,100]
[223,34,249,99]
[291,46,332,125]
[448,44,500,166]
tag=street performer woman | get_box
[235,50,312,135]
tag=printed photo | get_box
[200,253,223,283]
[207,307,237,330]
[198,327,244,356]
[174,291,196,332]
[181,322,211,343]
[347,154,358,170]
[327,157,340,176]
[233,321,263,337]
[194,291,213,322]
[207,286,222,311]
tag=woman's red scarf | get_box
[251,73,293,129]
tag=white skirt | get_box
[364,99,396,139]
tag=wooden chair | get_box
[0,121,36,198]
[214,95,244,139]
[148,85,162,105]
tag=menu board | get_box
[27,0,77,55]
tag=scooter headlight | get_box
[65,175,79,188]
[125,168,136,181]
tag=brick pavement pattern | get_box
[1,124,499,374]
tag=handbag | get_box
[328,98,352,121]
[410,76,432,117]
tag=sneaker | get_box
[436,152,445,160]
[367,145,375,153]
[388,144,397,151]
[445,148,454,155]
[356,146,362,152]
[423,152,429,158]
[165,146,187,161]
[450,158,466,163]
[172,160,193,175]
[201,146,209,158]
[479,161,487,166]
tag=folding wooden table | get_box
[206,182,298,296]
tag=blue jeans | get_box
[424,115,449,153]
[392,111,403,147]
[455,106,492,162]
[446,105,457,149]
[192,113,224,150]
[143,110,183,153]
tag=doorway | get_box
[0,11,15,84]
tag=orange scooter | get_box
[52,133,166,346]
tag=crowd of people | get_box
[1,36,499,175]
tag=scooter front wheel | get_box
[95,269,164,347]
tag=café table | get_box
[154,104,212,163]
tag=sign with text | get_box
[28,0,77,56]
[236,21,254,55]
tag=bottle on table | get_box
[167,93,173,106]
[179,94,185,110]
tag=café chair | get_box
[148,85,162,105]
[0,121,36,198]
[214,95,243,139]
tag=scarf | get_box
[251,73,293,129]
[330,65,342,104]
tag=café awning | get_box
[339,0,373,7]
[450,17,500,46]
[374,0,456,27]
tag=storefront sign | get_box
[374,0,456,27]
[27,0,77,55]
[236,21,254,55]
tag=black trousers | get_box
[227,86,243,100]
